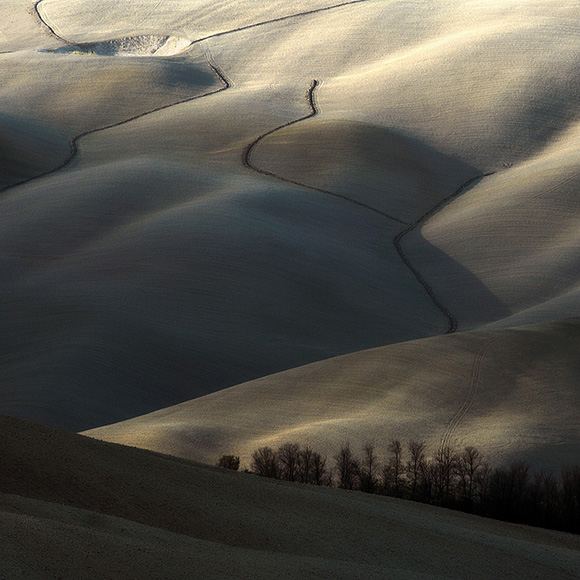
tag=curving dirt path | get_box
[0,61,230,197]
[30,0,501,445]
[0,5,231,198]
[34,0,70,45]
[439,336,504,452]
[243,80,409,225]
[242,78,495,334]
[19,0,371,197]
[394,173,494,334]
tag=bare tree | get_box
[358,443,379,493]
[510,461,531,521]
[406,440,426,500]
[243,439,580,533]
[561,466,580,532]
[311,451,329,486]
[251,446,279,479]
[334,442,359,490]
[299,445,314,484]
[486,461,530,522]
[531,469,561,527]
[278,442,301,482]
[216,454,240,471]
[420,460,438,504]
[475,461,492,512]
[542,470,561,527]
[433,445,459,506]
[383,439,405,498]
[457,446,483,511]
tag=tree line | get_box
[217,440,580,534]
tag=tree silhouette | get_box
[251,446,279,479]
[406,440,426,501]
[383,439,405,498]
[457,446,483,511]
[238,439,580,535]
[278,442,301,482]
[311,451,329,486]
[433,445,459,506]
[359,443,379,493]
[216,455,240,470]
[334,442,359,490]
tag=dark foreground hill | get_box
[1,414,580,579]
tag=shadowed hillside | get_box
[2,414,580,579]
[3,0,580,433]
[87,318,580,472]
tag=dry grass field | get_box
[2,0,580,575]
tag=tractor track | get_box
[439,336,503,452]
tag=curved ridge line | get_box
[34,0,70,45]
[439,335,504,452]
[0,62,230,197]
[243,81,409,225]
[2,2,232,197]
[186,1,369,48]
[35,0,369,50]
[394,172,494,334]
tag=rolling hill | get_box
[1,0,580,528]
[3,414,580,579]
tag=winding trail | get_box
[16,0,371,197]
[439,336,504,452]
[34,0,70,45]
[0,61,230,197]
[242,78,494,334]
[243,80,408,225]
[394,172,494,334]
[1,5,231,198]
[30,0,500,445]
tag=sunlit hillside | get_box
[1,0,579,503]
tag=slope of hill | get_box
[86,318,580,472]
[2,0,580,471]
[2,414,580,579]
